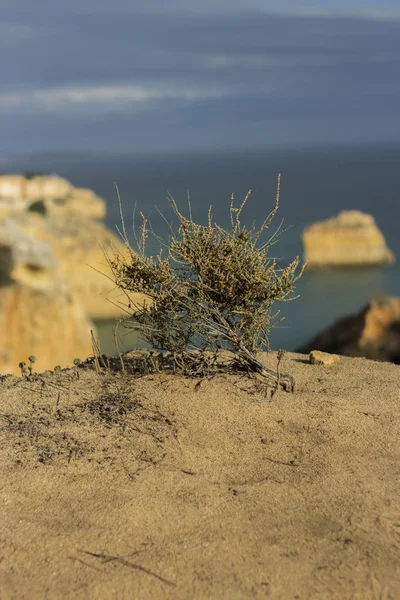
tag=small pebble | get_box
[309,350,340,366]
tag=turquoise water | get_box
[6,142,400,352]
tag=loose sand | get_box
[0,352,399,599]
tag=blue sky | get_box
[1,0,400,155]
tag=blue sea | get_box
[5,142,400,354]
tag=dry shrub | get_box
[109,176,304,393]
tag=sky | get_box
[1,0,400,155]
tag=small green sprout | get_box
[271,349,287,400]
[73,358,81,378]
[19,361,28,377]
[277,348,286,363]
[28,355,36,376]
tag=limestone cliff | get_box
[0,281,93,375]
[0,174,105,220]
[1,212,134,319]
[0,220,93,374]
[302,210,394,267]
[0,174,147,373]
[297,296,400,364]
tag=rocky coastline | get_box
[1,175,399,373]
[297,296,400,364]
[0,174,143,374]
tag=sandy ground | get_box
[0,352,399,599]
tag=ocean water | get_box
[5,142,400,354]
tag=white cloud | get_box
[0,83,230,113]
[354,7,400,20]
[202,53,351,70]
[110,2,400,21]
[268,3,400,21]
[204,54,280,69]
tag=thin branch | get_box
[79,550,176,587]
[114,182,130,248]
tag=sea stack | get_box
[302,210,394,268]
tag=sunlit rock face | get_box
[0,220,93,374]
[0,174,146,373]
[302,210,394,268]
[3,212,130,320]
[0,173,136,319]
[0,174,105,220]
[0,281,94,376]
[0,219,56,287]
[297,296,400,364]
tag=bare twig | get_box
[79,550,176,587]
